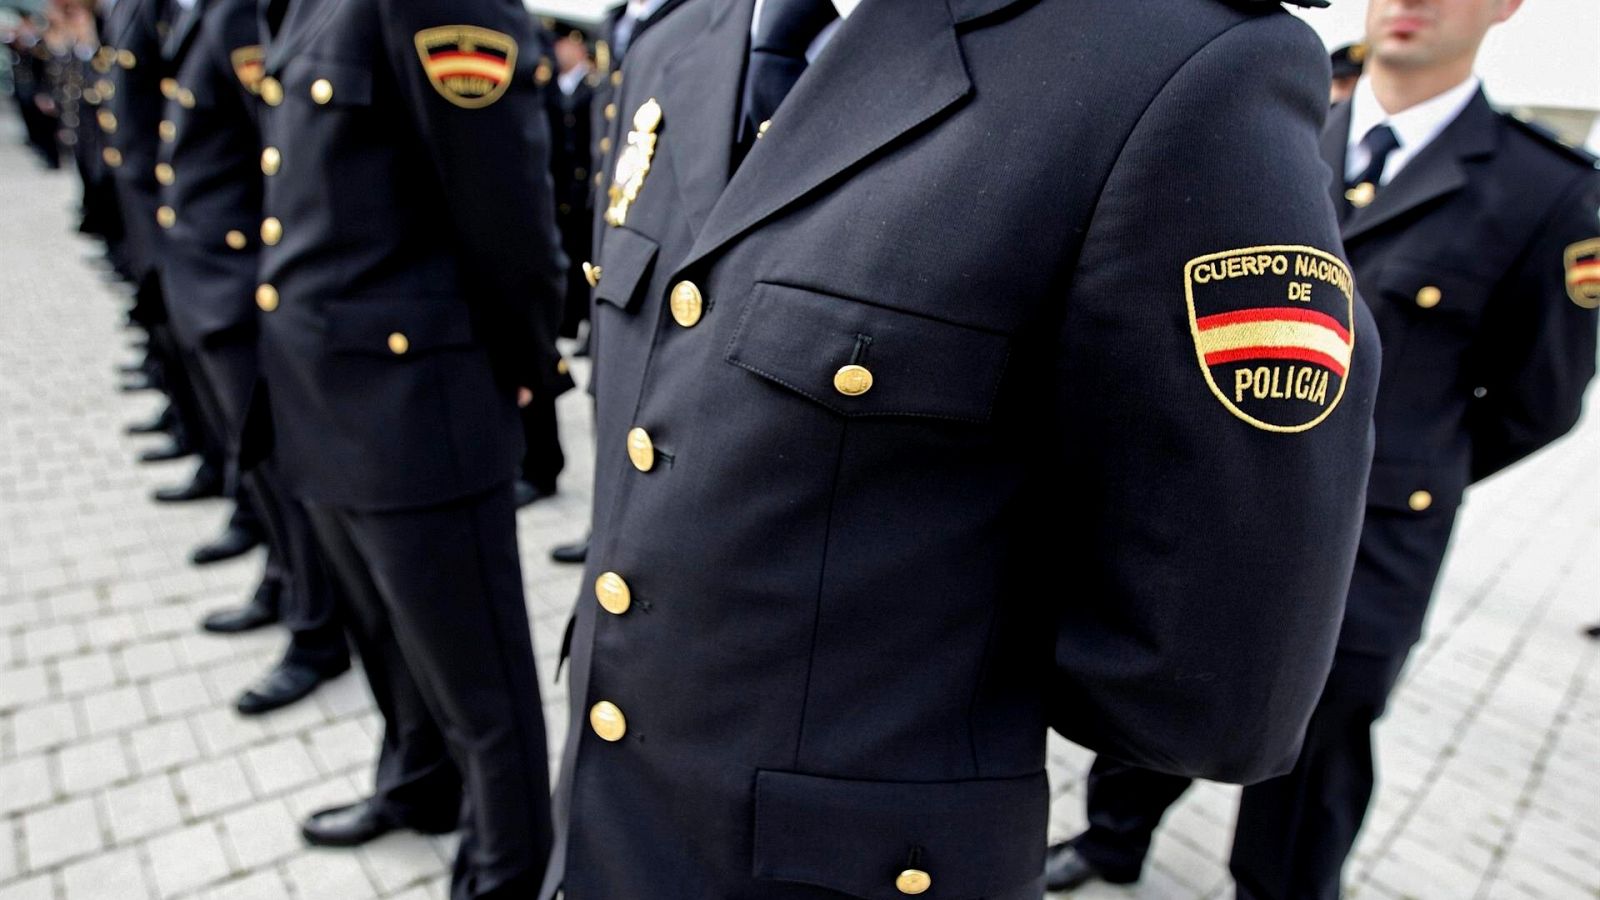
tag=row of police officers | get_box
[19,0,1600,897]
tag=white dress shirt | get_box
[1345,74,1482,185]
[750,0,862,63]
[612,0,670,58]
[558,61,591,97]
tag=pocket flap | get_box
[752,769,1046,900]
[594,227,659,312]
[1372,259,1488,318]
[324,298,474,356]
[726,283,1008,423]
[1366,458,1466,513]
[282,58,372,106]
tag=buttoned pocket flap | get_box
[752,769,1047,900]
[594,227,658,312]
[726,283,1009,423]
[282,58,372,106]
[1373,260,1489,321]
[1365,458,1465,513]
[324,298,474,356]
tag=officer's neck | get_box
[1367,54,1477,117]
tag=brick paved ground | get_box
[3,111,1598,899]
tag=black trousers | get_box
[520,393,564,494]
[1070,648,1411,900]
[305,482,552,900]
[188,335,346,669]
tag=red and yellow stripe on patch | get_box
[1565,238,1600,309]
[413,25,517,109]
[230,45,265,95]
[1194,307,1353,377]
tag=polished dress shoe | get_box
[514,479,556,508]
[191,524,262,565]
[301,799,455,848]
[1044,842,1132,892]
[236,659,348,716]
[138,440,193,463]
[201,581,280,633]
[125,406,174,435]
[550,534,589,564]
[1585,622,1600,639]
[153,467,225,503]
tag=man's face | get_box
[553,36,587,71]
[1363,0,1523,70]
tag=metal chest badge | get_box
[605,98,663,227]
[230,45,266,95]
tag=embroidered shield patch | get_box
[1565,238,1600,309]
[1185,245,1356,433]
[413,25,517,109]
[230,45,265,95]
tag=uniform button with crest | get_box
[96,109,116,132]
[102,147,122,167]
[896,869,931,896]
[311,78,333,104]
[261,146,281,175]
[595,572,632,615]
[626,427,655,472]
[589,701,627,741]
[154,163,174,185]
[833,364,873,397]
[156,206,176,229]
[116,49,135,69]
[1415,285,1442,308]
[260,76,283,106]
[177,87,196,109]
[255,284,279,312]
[1408,490,1433,512]
[225,230,247,250]
[159,76,178,99]
[669,281,704,328]
[388,332,410,355]
[159,119,176,142]
[260,217,283,246]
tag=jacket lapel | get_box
[161,0,204,63]
[1322,100,1350,213]
[673,0,973,273]
[263,0,344,74]
[1342,90,1498,245]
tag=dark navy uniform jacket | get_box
[156,0,265,351]
[101,0,173,281]
[244,0,567,510]
[1324,92,1600,655]
[547,1,1382,898]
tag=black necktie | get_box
[740,0,838,146]
[1343,123,1399,216]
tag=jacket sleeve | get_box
[1047,11,1380,784]
[379,0,570,395]
[1466,170,1600,483]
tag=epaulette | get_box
[1505,113,1599,169]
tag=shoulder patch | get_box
[1185,246,1355,432]
[230,45,265,94]
[413,25,517,109]
[1567,238,1600,309]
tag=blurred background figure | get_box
[1329,40,1366,104]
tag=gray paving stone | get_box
[102,775,184,844]
[59,847,152,900]
[21,796,103,869]
[144,824,232,898]
[54,735,131,794]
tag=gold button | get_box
[594,172,604,187]
[1345,181,1376,209]
[260,76,283,106]
[557,358,571,376]
[260,217,283,246]
[177,88,196,109]
[535,61,552,85]
[102,147,122,167]
[582,262,602,288]
[896,870,931,895]
[604,102,617,121]
[595,572,632,615]
[83,88,102,105]
[159,77,178,99]
[261,146,281,175]
[1408,490,1433,512]
[611,69,622,87]
[224,230,247,250]
[1415,285,1442,308]
[155,206,176,228]
[154,162,174,185]
[598,136,612,154]
[626,427,655,472]
[387,332,410,355]
[310,78,333,105]
[255,284,279,312]
[669,280,704,328]
[589,701,627,741]
[757,119,771,138]
[833,364,874,397]
[116,49,136,69]
[158,120,176,142]
[97,78,114,97]
[97,109,116,132]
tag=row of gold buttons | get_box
[259,76,333,107]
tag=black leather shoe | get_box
[201,581,280,633]
[125,407,174,435]
[514,479,556,508]
[236,660,348,716]
[301,800,455,848]
[550,535,589,564]
[1585,623,1600,639]
[153,468,225,503]
[138,440,194,463]
[1045,842,1134,892]
[191,524,261,565]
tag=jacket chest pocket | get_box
[725,283,1010,424]
[1372,260,1492,336]
[278,57,373,110]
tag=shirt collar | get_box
[1348,73,1481,160]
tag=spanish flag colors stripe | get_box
[421,51,510,85]
[1195,307,1353,377]
[1567,260,1600,288]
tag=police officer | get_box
[1329,41,1365,105]
[542,1,1378,898]
[1045,0,1600,896]
[245,0,566,895]
[154,0,350,714]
